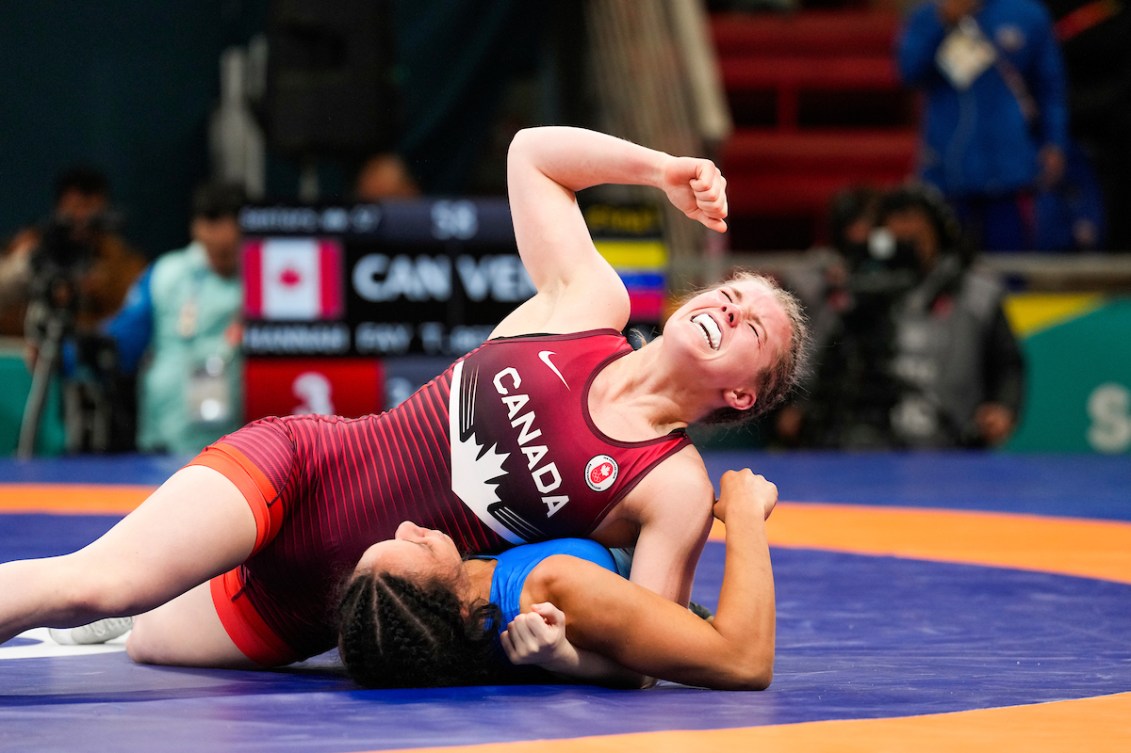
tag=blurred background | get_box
[1,0,1128,458]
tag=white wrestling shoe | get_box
[48,617,133,645]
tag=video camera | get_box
[24,210,122,342]
[843,227,921,303]
[803,228,927,448]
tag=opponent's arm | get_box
[500,602,650,688]
[492,127,728,337]
[525,469,777,690]
[604,452,714,606]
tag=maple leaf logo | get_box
[584,454,618,492]
[451,431,509,508]
[279,267,303,287]
[448,361,521,543]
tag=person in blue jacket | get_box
[896,0,1070,252]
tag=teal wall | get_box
[1007,298,1131,454]
[0,346,65,456]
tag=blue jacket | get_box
[896,0,1069,196]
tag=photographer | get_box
[803,184,1025,449]
[13,167,146,455]
[2,169,144,333]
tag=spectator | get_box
[353,152,421,201]
[803,184,1025,448]
[896,0,1070,251]
[106,182,246,454]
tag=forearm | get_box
[1034,35,1069,150]
[711,506,776,685]
[554,473,777,690]
[541,640,650,688]
[508,126,668,194]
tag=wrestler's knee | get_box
[124,616,160,663]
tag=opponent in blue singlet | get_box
[481,538,631,628]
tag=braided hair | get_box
[337,571,502,688]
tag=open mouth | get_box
[691,313,721,350]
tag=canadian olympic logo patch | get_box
[585,455,618,492]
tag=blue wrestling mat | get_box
[2,451,1130,753]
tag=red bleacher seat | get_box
[723,129,918,173]
[711,10,901,57]
[709,9,918,250]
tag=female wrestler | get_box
[337,469,777,691]
[0,127,807,668]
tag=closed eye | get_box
[723,286,761,341]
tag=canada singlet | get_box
[212,329,691,659]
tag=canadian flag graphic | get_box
[243,238,343,320]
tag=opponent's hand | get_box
[713,469,778,524]
[500,602,569,667]
[661,156,728,233]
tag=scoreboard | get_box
[238,197,667,420]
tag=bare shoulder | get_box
[524,554,618,605]
[627,445,714,524]
[592,445,713,553]
[490,263,630,338]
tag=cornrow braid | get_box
[337,572,502,688]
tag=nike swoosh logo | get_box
[538,350,569,389]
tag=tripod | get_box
[18,300,120,457]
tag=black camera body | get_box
[805,229,928,448]
[24,212,121,340]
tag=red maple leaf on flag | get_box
[279,267,303,287]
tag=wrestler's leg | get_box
[127,581,255,668]
[0,465,256,644]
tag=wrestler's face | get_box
[664,276,792,411]
[355,521,463,581]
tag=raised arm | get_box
[522,469,778,690]
[492,126,728,337]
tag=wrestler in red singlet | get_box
[194,330,690,662]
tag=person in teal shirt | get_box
[107,183,245,454]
